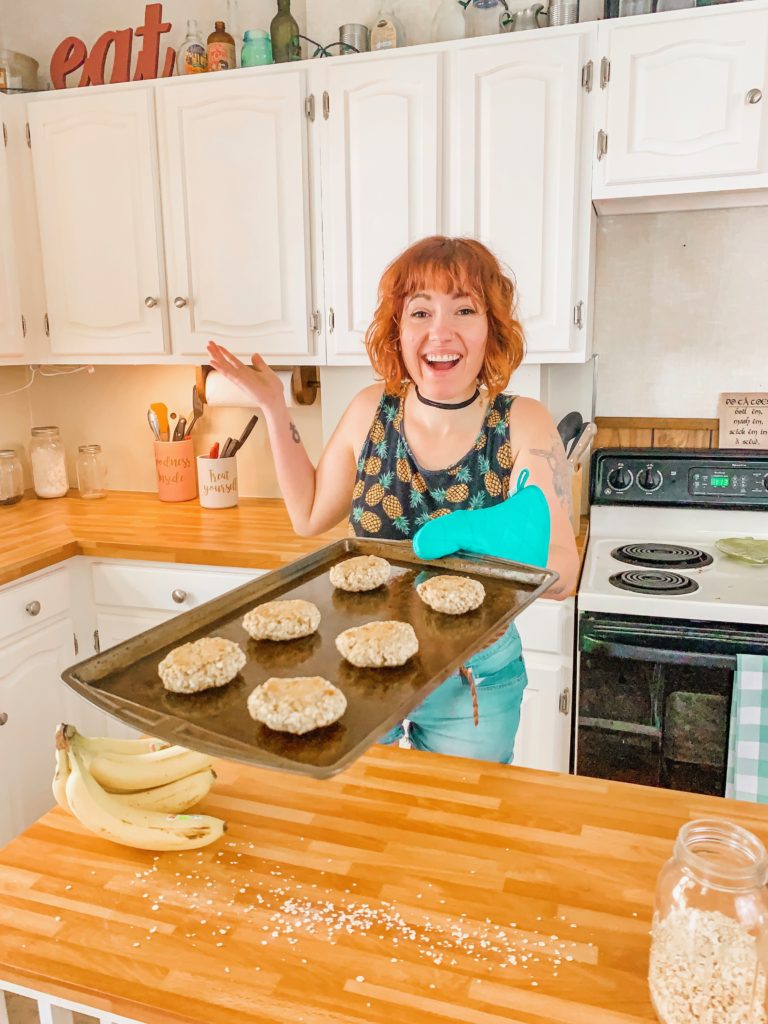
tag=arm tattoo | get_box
[289,421,301,444]
[530,443,572,514]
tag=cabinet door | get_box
[513,652,571,774]
[322,54,441,363]
[0,617,78,847]
[28,89,167,357]
[452,32,591,359]
[159,72,313,358]
[600,8,768,188]
[0,99,23,360]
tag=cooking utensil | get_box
[150,403,169,442]
[567,422,597,467]
[220,437,235,459]
[230,415,259,456]
[208,442,220,459]
[556,411,583,452]
[60,538,557,779]
[184,386,204,438]
[173,417,187,441]
[715,537,768,565]
[147,408,161,441]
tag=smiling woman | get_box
[206,235,578,764]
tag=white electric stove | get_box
[574,448,768,796]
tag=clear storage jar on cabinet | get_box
[76,444,107,499]
[0,450,24,506]
[29,426,68,499]
[649,819,768,1024]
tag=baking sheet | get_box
[61,539,558,778]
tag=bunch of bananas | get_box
[53,724,226,851]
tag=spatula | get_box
[184,386,204,437]
[150,402,169,441]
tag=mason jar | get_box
[649,818,768,1024]
[29,426,68,499]
[76,444,107,499]
[0,450,24,506]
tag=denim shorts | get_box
[379,622,527,763]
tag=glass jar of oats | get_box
[29,426,68,499]
[649,819,768,1024]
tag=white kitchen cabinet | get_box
[320,53,441,363]
[513,598,574,773]
[450,28,595,362]
[0,95,46,363]
[594,4,768,201]
[158,71,315,360]
[27,87,168,358]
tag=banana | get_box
[76,739,214,794]
[70,727,170,758]
[112,767,216,814]
[64,744,226,852]
[52,725,71,812]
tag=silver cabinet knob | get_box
[0,713,7,726]
[144,296,159,308]
[174,297,188,308]
[171,589,187,604]
[25,600,41,616]
[747,88,763,105]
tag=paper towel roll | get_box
[201,368,296,409]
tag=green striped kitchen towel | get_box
[726,655,768,803]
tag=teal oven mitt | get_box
[412,469,550,568]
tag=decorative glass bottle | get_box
[371,3,406,50]
[241,29,273,67]
[30,426,68,499]
[270,0,301,63]
[649,818,768,1024]
[207,21,236,71]
[76,444,107,500]
[177,19,208,74]
[431,0,468,42]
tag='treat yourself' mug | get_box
[197,455,238,509]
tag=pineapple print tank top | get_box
[350,389,516,539]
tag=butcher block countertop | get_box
[1,745,767,1024]
[0,492,589,589]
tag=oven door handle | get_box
[581,635,736,670]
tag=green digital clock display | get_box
[710,475,729,488]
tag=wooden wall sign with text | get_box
[50,3,175,89]
[718,392,768,450]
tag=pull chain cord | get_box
[414,384,480,411]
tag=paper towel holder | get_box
[196,364,319,407]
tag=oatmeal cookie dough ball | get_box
[329,555,391,592]
[247,676,347,734]
[243,599,321,641]
[158,637,246,694]
[416,575,485,615]
[335,620,418,668]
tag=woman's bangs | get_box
[401,258,485,309]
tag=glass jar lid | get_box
[31,426,60,437]
[78,444,102,454]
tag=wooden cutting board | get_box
[2,745,767,1023]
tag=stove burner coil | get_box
[609,570,699,595]
[611,543,713,570]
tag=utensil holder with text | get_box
[197,455,238,509]
[154,440,197,502]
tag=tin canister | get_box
[339,23,370,53]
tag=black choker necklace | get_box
[414,384,480,411]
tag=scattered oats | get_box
[355,975,365,983]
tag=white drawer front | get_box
[91,561,264,614]
[516,598,574,657]
[0,567,71,640]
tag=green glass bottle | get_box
[270,0,301,63]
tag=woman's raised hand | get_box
[206,342,286,416]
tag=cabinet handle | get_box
[174,297,188,308]
[25,600,41,617]
[328,308,335,334]
[172,588,187,604]
[0,713,7,726]
[144,296,159,308]
[746,88,763,105]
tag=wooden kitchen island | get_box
[2,746,768,1024]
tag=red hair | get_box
[365,236,526,398]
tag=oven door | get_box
[575,612,768,796]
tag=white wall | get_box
[591,208,768,418]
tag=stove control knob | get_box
[637,467,663,492]
[607,466,633,491]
